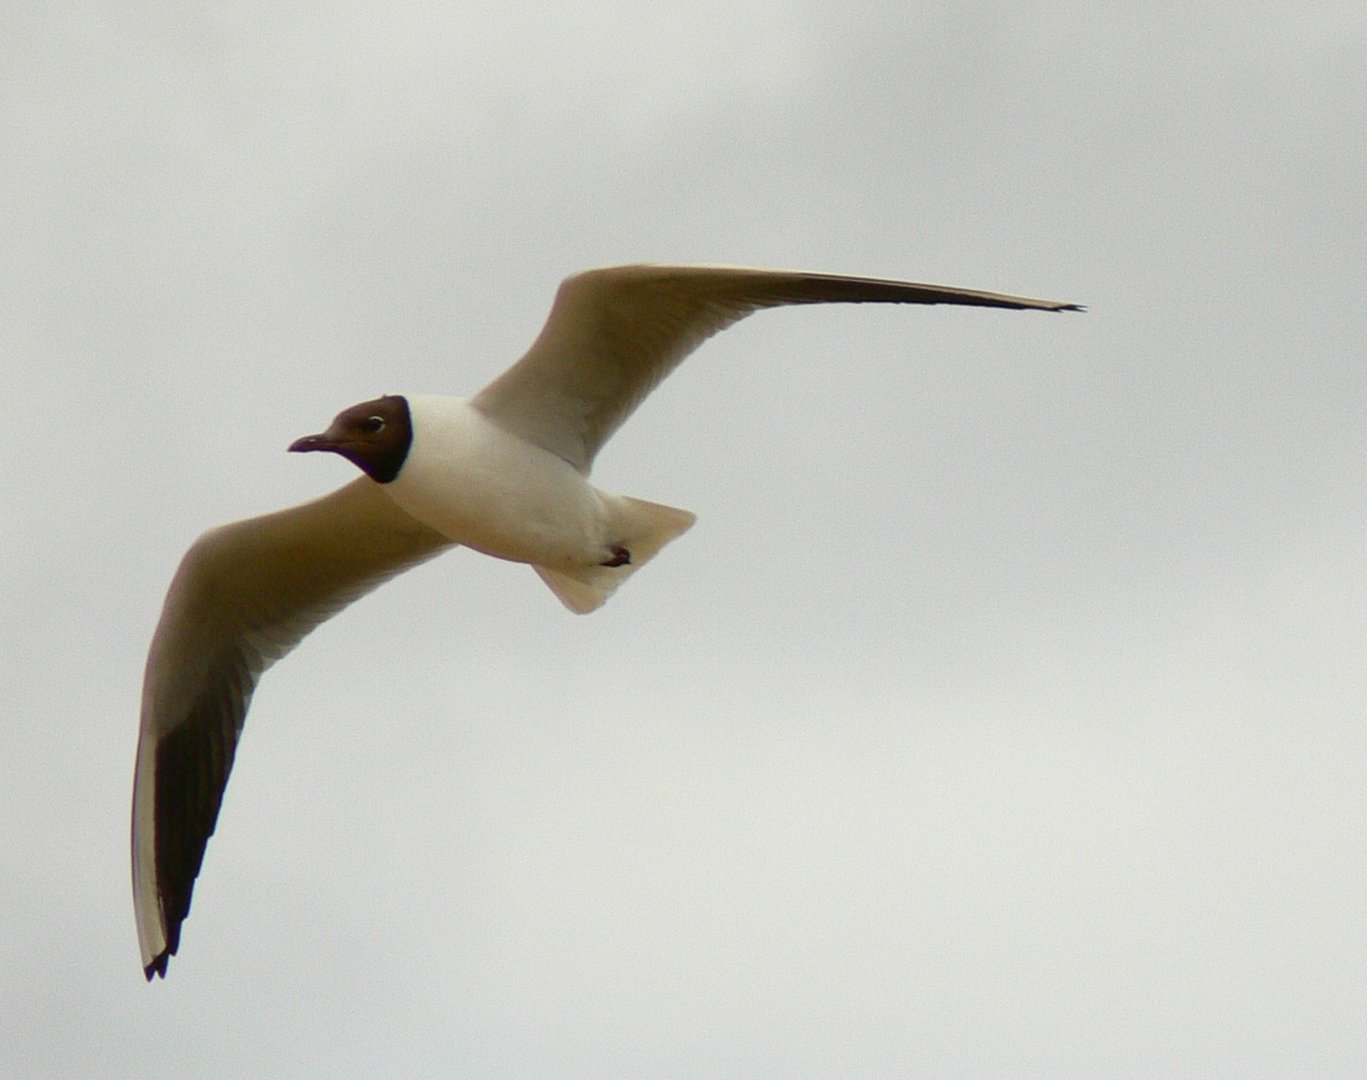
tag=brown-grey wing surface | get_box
[471,264,1081,472]
[132,477,454,978]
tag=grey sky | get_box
[4,3,1366,1076]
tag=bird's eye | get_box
[362,415,386,434]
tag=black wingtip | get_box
[144,951,170,981]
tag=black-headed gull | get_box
[133,264,1081,978]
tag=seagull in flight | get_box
[132,263,1081,978]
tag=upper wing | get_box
[132,477,455,979]
[470,264,1081,472]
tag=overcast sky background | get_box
[4,3,1366,1076]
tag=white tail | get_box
[534,496,696,613]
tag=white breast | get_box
[383,396,607,567]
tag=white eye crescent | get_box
[363,415,386,433]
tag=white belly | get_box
[383,396,606,567]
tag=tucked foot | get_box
[600,545,632,568]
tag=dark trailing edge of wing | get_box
[144,650,256,980]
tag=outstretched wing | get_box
[471,264,1081,472]
[132,477,454,979]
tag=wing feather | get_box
[132,477,454,978]
[471,264,1080,471]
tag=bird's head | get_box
[289,394,413,483]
